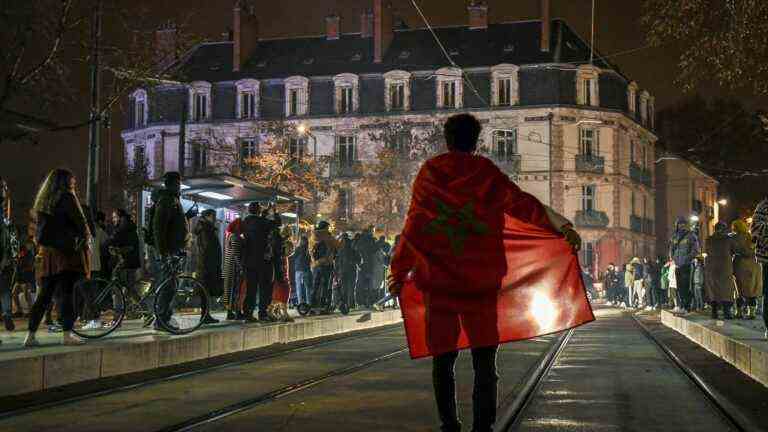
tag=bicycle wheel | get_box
[72,278,126,339]
[154,275,209,335]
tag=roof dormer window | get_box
[334,73,360,115]
[577,66,600,107]
[285,76,309,117]
[189,81,212,122]
[436,67,463,109]
[235,79,260,120]
[491,64,519,107]
[384,70,411,112]
[132,89,148,128]
[628,82,638,115]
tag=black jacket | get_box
[105,219,141,269]
[336,241,361,275]
[153,189,188,255]
[240,214,274,269]
[194,218,223,296]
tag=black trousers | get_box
[676,264,693,310]
[433,346,499,432]
[311,265,333,309]
[244,265,273,316]
[29,272,80,332]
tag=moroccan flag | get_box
[390,152,595,359]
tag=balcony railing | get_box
[642,218,655,235]
[575,154,605,174]
[329,160,363,179]
[491,153,522,174]
[575,209,610,228]
[630,214,643,233]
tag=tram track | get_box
[0,323,402,420]
[495,311,752,432]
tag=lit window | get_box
[579,128,599,156]
[493,130,518,161]
[582,185,597,211]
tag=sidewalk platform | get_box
[0,309,402,398]
[661,310,768,387]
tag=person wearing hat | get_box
[152,171,189,330]
[240,202,277,322]
[194,209,222,324]
[705,221,748,319]
[310,220,339,313]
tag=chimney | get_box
[540,0,551,52]
[468,1,488,30]
[154,21,178,70]
[361,9,374,38]
[326,14,340,40]
[233,0,259,72]
[373,0,393,63]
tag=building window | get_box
[132,89,148,128]
[577,66,600,107]
[491,65,519,107]
[628,82,638,114]
[133,145,146,169]
[641,145,647,169]
[236,79,259,120]
[436,67,463,109]
[390,83,405,111]
[285,76,309,117]
[581,241,595,274]
[631,191,636,215]
[493,130,518,160]
[582,185,597,211]
[630,140,636,164]
[642,194,648,218]
[186,141,208,173]
[334,73,359,115]
[288,137,307,159]
[339,86,354,114]
[240,138,259,165]
[579,128,599,156]
[336,135,357,167]
[189,81,212,122]
[384,70,411,112]
[337,189,354,222]
[389,132,411,154]
[640,91,651,127]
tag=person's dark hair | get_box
[247,202,261,215]
[116,208,131,221]
[444,113,482,153]
[96,211,106,224]
[201,209,216,219]
[163,171,181,188]
[33,168,74,215]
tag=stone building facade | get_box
[121,0,657,274]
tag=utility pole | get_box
[178,98,187,174]
[86,0,103,213]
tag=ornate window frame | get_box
[627,81,638,115]
[639,90,650,127]
[189,81,212,122]
[435,67,463,109]
[491,64,519,107]
[131,89,148,128]
[235,79,260,120]
[285,76,310,117]
[576,65,600,107]
[333,73,359,115]
[383,70,411,112]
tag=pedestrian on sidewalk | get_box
[290,235,312,310]
[732,219,761,319]
[268,219,293,322]
[222,217,244,320]
[309,221,338,314]
[669,217,700,313]
[106,209,142,306]
[335,233,361,311]
[603,263,620,305]
[151,172,189,331]
[24,168,91,347]
[705,222,743,320]
[624,261,636,308]
[194,209,222,325]
[240,202,276,322]
[750,196,768,338]
[0,178,16,338]
[388,114,591,432]
[691,257,706,312]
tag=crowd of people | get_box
[601,213,768,336]
[0,168,396,347]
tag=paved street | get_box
[1,307,765,432]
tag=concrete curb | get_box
[660,310,768,387]
[0,310,402,397]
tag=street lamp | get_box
[718,199,728,206]
[690,215,700,223]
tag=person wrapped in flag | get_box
[389,114,594,432]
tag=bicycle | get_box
[72,247,210,338]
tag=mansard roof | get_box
[174,19,621,83]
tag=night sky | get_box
[2,0,762,222]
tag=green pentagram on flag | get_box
[424,199,489,256]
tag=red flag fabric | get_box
[390,152,595,359]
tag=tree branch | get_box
[17,0,74,86]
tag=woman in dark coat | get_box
[194,209,222,324]
[104,209,141,304]
[24,168,91,346]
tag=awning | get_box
[149,174,306,207]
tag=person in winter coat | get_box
[152,172,189,329]
[670,216,700,312]
[644,257,661,310]
[24,168,91,347]
[0,178,17,333]
[194,209,222,324]
[290,235,312,307]
[751,196,768,337]
[624,262,636,308]
[240,202,276,322]
[603,264,620,305]
[661,261,671,308]
[356,229,380,308]
[222,218,243,320]
[105,209,142,305]
[310,221,339,312]
[691,257,705,312]
[632,257,645,308]
[732,219,762,319]
[705,222,748,319]
[268,216,293,322]
[335,233,361,310]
